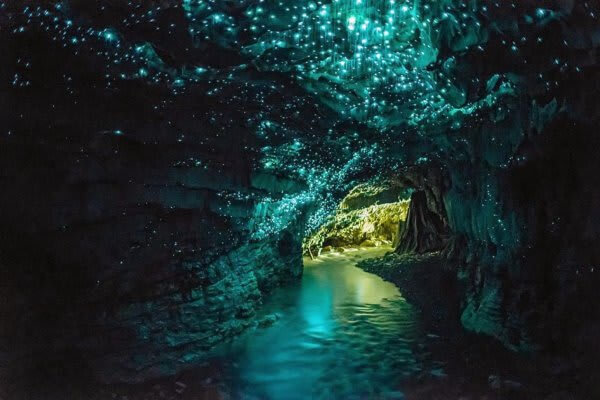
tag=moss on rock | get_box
[304,184,410,256]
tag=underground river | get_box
[30,247,578,400]
[208,247,437,399]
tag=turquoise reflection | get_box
[212,248,425,400]
[299,273,334,336]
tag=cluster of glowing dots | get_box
[248,0,421,75]
[240,0,444,121]
[10,3,214,92]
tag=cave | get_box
[303,180,412,257]
[3,1,600,399]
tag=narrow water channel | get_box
[211,247,430,399]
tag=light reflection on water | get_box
[212,248,424,399]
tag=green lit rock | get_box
[339,183,411,211]
[304,183,410,256]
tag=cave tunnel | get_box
[3,1,600,399]
[303,169,451,259]
[303,180,414,258]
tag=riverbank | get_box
[356,251,586,400]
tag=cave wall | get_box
[442,113,600,351]
[393,95,600,353]
[0,26,314,383]
[0,127,309,384]
[391,167,451,254]
[396,190,447,254]
[380,2,600,352]
[4,0,600,385]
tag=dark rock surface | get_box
[0,129,309,384]
[0,69,312,386]
[357,252,600,399]
[2,0,600,394]
[396,191,448,254]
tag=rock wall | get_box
[0,107,309,385]
[379,2,600,352]
[389,103,600,353]
[1,2,327,385]
[442,113,600,351]
[396,190,447,254]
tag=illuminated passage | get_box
[209,247,432,399]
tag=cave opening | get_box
[303,180,412,259]
[303,169,452,261]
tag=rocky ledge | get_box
[357,253,598,400]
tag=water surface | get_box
[213,247,426,399]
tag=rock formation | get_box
[2,0,600,390]
[395,190,447,254]
[303,182,410,255]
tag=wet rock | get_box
[396,190,447,254]
[258,313,280,328]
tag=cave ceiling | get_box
[6,0,599,234]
